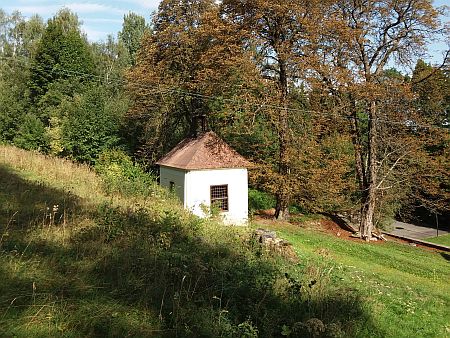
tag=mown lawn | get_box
[258,222,450,338]
[426,233,450,247]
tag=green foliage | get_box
[0,80,26,143]
[95,149,159,197]
[0,10,44,59]
[36,78,84,126]
[0,13,39,145]
[62,86,123,163]
[28,9,95,101]
[0,8,132,169]
[288,204,306,214]
[412,59,449,124]
[248,188,276,211]
[91,35,129,94]
[118,12,149,66]
[236,319,259,337]
[13,113,48,151]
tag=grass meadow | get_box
[0,145,449,337]
[258,222,450,338]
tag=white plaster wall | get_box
[184,168,248,225]
[159,166,185,203]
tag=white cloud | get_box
[4,5,60,16]
[125,0,160,10]
[65,3,124,15]
[80,26,110,41]
[5,2,125,17]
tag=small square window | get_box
[210,185,228,211]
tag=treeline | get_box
[0,1,449,239]
[0,9,147,162]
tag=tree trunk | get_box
[275,58,291,220]
[350,101,366,191]
[275,192,290,220]
[275,108,290,220]
[359,101,378,241]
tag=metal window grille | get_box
[210,185,228,211]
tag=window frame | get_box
[210,184,229,212]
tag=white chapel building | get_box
[156,131,251,225]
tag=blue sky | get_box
[2,0,448,66]
[2,1,160,41]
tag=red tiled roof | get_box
[156,131,252,170]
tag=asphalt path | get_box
[389,220,449,239]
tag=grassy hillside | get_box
[259,221,450,338]
[1,145,449,337]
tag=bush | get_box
[95,148,159,197]
[248,189,276,212]
[13,114,49,151]
[62,85,124,163]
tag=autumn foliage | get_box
[1,1,448,239]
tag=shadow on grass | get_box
[440,252,450,261]
[0,164,82,231]
[0,165,383,337]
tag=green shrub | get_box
[13,114,49,151]
[289,204,310,215]
[248,188,276,211]
[61,85,124,163]
[95,148,160,197]
[0,83,26,143]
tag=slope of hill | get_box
[0,145,448,337]
[257,220,450,338]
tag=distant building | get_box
[156,131,251,225]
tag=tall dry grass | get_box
[0,144,378,337]
[0,145,186,218]
[1,145,102,198]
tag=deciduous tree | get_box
[221,0,325,219]
[0,10,44,144]
[29,9,95,102]
[313,0,443,239]
[119,12,150,66]
[126,0,258,163]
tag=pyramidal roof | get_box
[156,131,252,170]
